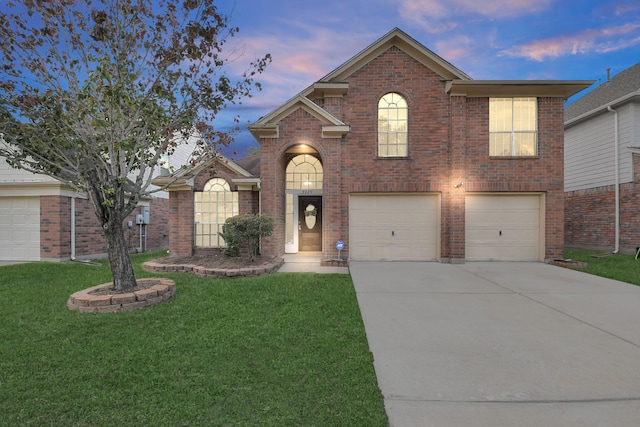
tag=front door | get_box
[298,196,322,252]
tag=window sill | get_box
[489,156,539,160]
[375,156,411,160]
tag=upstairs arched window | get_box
[194,178,238,247]
[378,92,408,157]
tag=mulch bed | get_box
[152,251,279,269]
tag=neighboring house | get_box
[564,61,640,253]
[163,28,591,263]
[0,133,202,262]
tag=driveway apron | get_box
[350,262,640,427]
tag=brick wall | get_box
[565,182,640,253]
[169,190,195,257]
[40,195,71,260]
[40,195,169,261]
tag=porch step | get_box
[282,253,323,263]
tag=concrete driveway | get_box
[350,262,640,427]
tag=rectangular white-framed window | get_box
[490,97,537,156]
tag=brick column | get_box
[40,195,71,261]
[448,96,467,263]
[169,190,194,257]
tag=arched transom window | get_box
[378,92,408,157]
[286,154,323,190]
[194,178,238,247]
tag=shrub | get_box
[219,214,274,260]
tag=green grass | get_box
[0,252,387,426]
[564,249,640,286]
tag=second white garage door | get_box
[349,194,439,261]
[465,194,543,261]
[0,197,41,261]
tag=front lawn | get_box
[0,252,387,426]
[564,249,640,286]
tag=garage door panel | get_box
[466,195,542,261]
[350,194,439,261]
[0,197,40,261]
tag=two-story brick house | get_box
[163,28,591,263]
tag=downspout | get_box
[258,180,262,254]
[608,106,620,253]
[70,195,76,261]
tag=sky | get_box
[213,0,640,158]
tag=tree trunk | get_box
[104,219,137,291]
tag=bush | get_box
[219,214,274,260]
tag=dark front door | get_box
[299,196,322,252]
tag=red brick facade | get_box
[167,30,583,263]
[40,195,169,261]
[251,48,567,262]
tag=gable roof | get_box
[151,153,254,190]
[565,61,640,123]
[319,27,472,82]
[249,28,471,137]
[234,154,260,177]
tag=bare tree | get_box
[0,0,270,290]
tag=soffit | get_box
[446,80,594,98]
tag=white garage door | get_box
[349,194,439,261]
[0,197,41,261]
[465,194,543,261]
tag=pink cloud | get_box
[502,22,640,61]
[396,0,554,32]
[454,0,554,17]
[434,35,476,62]
[225,25,375,111]
[615,2,640,16]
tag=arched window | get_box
[286,154,323,190]
[378,92,408,157]
[194,178,238,247]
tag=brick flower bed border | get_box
[142,258,284,278]
[67,278,176,313]
[550,259,588,269]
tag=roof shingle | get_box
[565,61,640,121]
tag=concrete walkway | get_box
[350,261,640,427]
[277,253,349,274]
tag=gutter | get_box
[607,106,620,254]
[565,91,640,128]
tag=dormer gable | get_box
[248,96,349,139]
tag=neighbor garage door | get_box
[465,194,542,261]
[349,194,439,261]
[0,197,41,261]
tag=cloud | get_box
[227,24,376,109]
[396,0,554,33]
[502,22,640,61]
[614,2,640,16]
